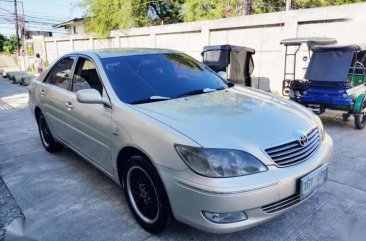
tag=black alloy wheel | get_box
[37,113,63,152]
[123,155,172,234]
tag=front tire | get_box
[354,113,366,129]
[123,155,172,234]
[37,113,63,152]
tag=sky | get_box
[0,0,84,37]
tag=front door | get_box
[66,56,113,174]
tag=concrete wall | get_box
[0,54,18,68]
[24,3,366,93]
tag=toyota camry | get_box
[28,48,333,234]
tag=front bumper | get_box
[157,133,333,233]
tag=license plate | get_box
[300,164,328,199]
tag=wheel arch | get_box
[116,146,158,188]
[354,93,366,113]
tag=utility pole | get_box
[13,0,20,56]
[286,0,292,11]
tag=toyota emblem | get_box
[299,135,308,147]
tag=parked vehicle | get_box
[28,48,333,234]
[299,44,366,129]
[20,75,35,86]
[201,45,255,86]
[6,71,27,81]
[13,74,30,84]
[280,37,337,98]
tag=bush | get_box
[0,34,17,54]
[44,59,49,68]
[2,36,19,55]
[27,64,35,72]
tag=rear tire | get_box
[122,155,172,234]
[354,113,366,129]
[37,113,63,152]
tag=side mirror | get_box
[76,89,111,107]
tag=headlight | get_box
[175,145,268,178]
[313,115,325,140]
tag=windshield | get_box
[305,50,355,82]
[101,53,228,104]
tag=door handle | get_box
[64,102,73,110]
[40,89,46,96]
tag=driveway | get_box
[0,77,365,241]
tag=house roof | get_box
[53,18,84,29]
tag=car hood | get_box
[132,86,317,165]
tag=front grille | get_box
[265,128,320,167]
[261,194,301,213]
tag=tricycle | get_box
[299,44,366,129]
[201,44,255,86]
[280,37,337,98]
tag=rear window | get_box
[101,53,227,104]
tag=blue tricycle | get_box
[299,44,366,129]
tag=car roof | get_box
[202,45,255,54]
[75,48,180,58]
[311,44,363,52]
[280,37,337,47]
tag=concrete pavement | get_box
[0,77,365,241]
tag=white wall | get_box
[0,54,18,68]
[24,3,366,93]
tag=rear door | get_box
[65,56,113,174]
[38,56,76,142]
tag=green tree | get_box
[0,34,7,52]
[2,36,19,55]
[294,0,365,9]
[252,0,286,14]
[252,0,365,13]
[80,0,366,36]
[80,0,184,37]
[181,0,238,22]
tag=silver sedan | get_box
[28,48,333,234]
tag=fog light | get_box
[202,211,247,224]
[303,90,308,96]
[342,93,348,99]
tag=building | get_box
[25,30,53,39]
[53,18,85,35]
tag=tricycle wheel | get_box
[354,113,366,129]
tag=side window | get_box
[72,58,103,95]
[47,56,75,90]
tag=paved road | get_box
[0,78,365,241]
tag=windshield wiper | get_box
[177,88,221,98]
[130,96,171,105]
